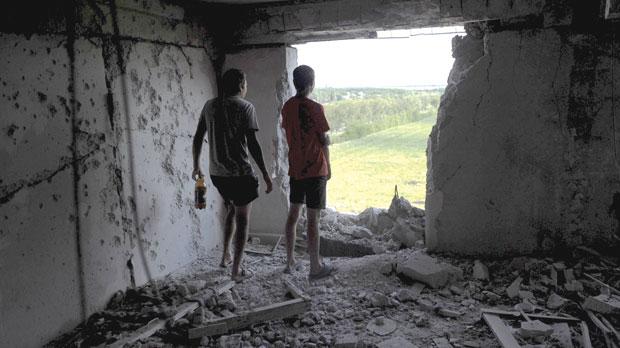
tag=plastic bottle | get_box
[195,176,206,209]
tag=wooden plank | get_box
[584,273,620,296]
[482,313,521,348]
[481,308,580,323]
[189,298,310,339]
[108,302,198,348]
[581,321,593,348]
[283,278,310,301]
[108,281,234,347]
[271,235,282,253]
[586,310,614,348]
[600,316,620,343]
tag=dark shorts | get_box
[289,176,327,209]
[210,175,259,207]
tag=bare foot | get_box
[219,254,232,268]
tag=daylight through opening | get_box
[294,26,464,213]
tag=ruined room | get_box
[1,0,620,347]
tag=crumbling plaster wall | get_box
[224,46,296,235]
[0,1,225,346]
[427,20,620,255]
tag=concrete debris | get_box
[390,218,424,248]
[377,336,418,348]
[550,323,574,348]
[472,260,489,281]
[349,226,373,239]
[546,292,568,310]
[334,333,361,348]
[396,252,463,289]
[582,294,620,314]
[506,276,522,298]
[47,238,619,348]
[519,320,554,339]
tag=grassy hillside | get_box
[327,118,435,213]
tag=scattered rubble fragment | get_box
[45,206,620,348]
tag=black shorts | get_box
[210,175,259,206]
[289,176,327,209]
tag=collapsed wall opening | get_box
[281,26,462,257]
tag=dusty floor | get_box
[47,238,620,347]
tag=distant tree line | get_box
[313,88,443,143]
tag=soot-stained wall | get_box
[427,20,620,255]
[0,1,225,346]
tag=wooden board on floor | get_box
[188,298,310,339]
[481,308,580,323]
[108,302,198,348]
[108,281,234,348]
[482,313,521,348]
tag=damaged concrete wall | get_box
[224,46,296,235]
[227,0,561,46]
[0,1,224,346]
[427,18,620,255]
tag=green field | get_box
[327,117,435,213]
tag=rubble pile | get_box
[45,194,620,348]
[299,194,426,258]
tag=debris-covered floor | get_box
[47,199,620,348]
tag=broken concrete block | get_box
[390,219,424,248]
[546,293,568,310]
[417,298,436,312]
[380,262,395,276]
[334,334,359,348]
[564,280,584,292]
[473,260,489,280]
[582,294,620,314]
[518,290,535,301]
[550,323,574,348]
[350,226,373,239]
[357,207,382,231]
[396,288,418,302]
[377,336,418,348]
[396,253,463,289]
[519,320,554,339]
[506,277,522,299]
[218,334,242,348]
[367,291,390,308]
[186,279,206,294]
[432,337,452,348]
[412,311,429,327]
[514,302,535,313]
[438,308,462,318]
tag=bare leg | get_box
[306,208,322,274]
[231,203,251,280]
[285,203,303,269]
[220,203,235,267]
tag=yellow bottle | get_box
[195,176,206,209]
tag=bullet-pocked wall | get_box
[0,1,226,346]
[427,15,620,255]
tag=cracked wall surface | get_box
[0,1,223,347]
[427,19,620,255]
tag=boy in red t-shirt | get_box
[281,65,334,280]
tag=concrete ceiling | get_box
[198,0,287,3]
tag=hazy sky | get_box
[294,27,464,88]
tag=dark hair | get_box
[222,68,246,96]
[293,65,315,94]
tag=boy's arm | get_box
[192,115,207,179]
[318,132,331,180]
[247,130,273,193]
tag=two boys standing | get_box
[192,65,334,282]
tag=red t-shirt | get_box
[281,97,330,179]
